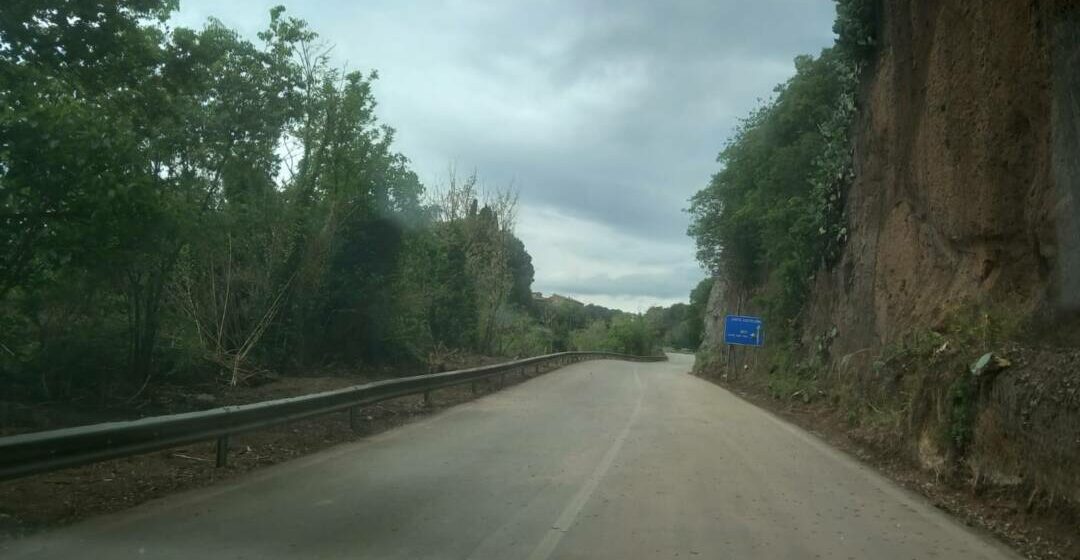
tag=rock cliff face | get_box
[805,0,1078,361]
[697,0,1080,505]
[702,1,1080,378]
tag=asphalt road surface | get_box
[2,354,1019,559]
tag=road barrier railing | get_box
[0,351,666,481]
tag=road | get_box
[1,354,1018,559]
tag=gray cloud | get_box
[517,204,703,308]
[544,271,701,299]
[173,0,835,310]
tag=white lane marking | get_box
[525,367,645,560]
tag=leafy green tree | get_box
[570,320,614,352]
[505,235,535,311]
[607,315,658,356]
[0,0,272,387]
[430,224,481,349]
[834,0,878,61]
[495,307,553,357]
[165,13,310,384]
[0,2,548,404]
[539,298,589,351]
[688,48,853,343]
[683,278,713,349]
[566,311,659,356]
[643,280,711,352]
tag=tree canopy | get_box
[1,2,654,402]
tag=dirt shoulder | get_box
[0,362,542,541]
[694,370,1079,560]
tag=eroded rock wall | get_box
[806,0,1071,362]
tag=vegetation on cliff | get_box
[687,0,874,344]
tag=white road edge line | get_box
[524,367,645,560]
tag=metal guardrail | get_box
[0,351,666,482]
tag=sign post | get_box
[723,315,764,347]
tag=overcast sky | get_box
[173,0,835,312]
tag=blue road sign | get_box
[724,315,764,347]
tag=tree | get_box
[688,48,853,343]
[683,278,713,349]
[0,3,545,404]
[0,0,239,388]
[505,235,535,311]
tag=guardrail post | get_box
[349,406,362,432]
[423,391,432,407]
[216,435,229,468]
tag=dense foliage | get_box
[645,278,712,351]
[833,0,879,62]
[687,0,872,344]
[0,1,660,402]
[530,295,660,357]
